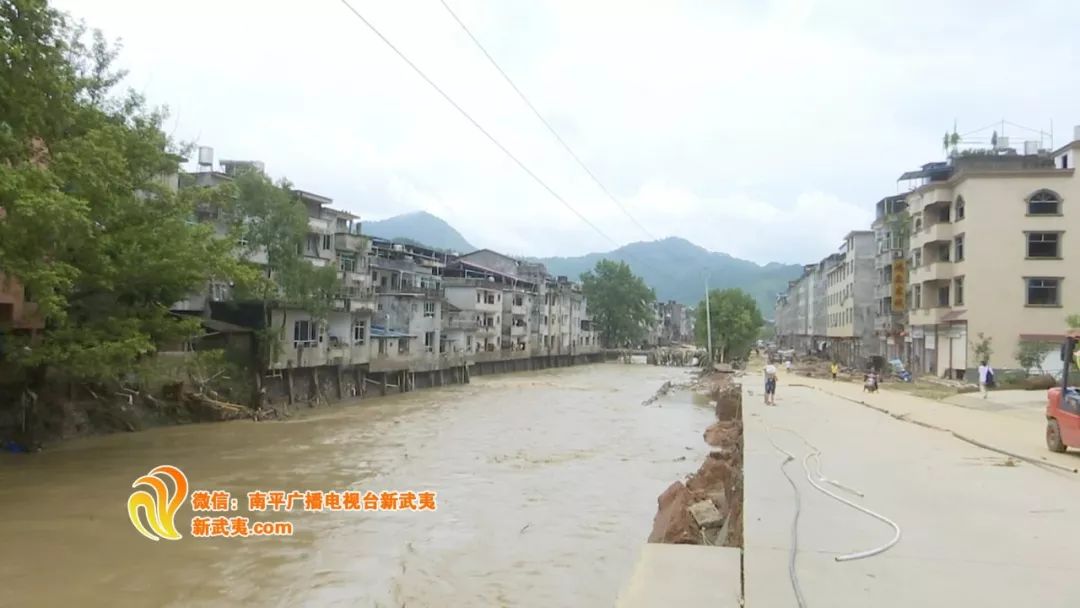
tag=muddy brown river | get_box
[0,363,713,607]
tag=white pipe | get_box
[802,451,902,562]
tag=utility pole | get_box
[704,275,713,364]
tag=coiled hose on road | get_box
[763,421,904,607]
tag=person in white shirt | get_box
[977,360,993,399]
[763,363,778,405]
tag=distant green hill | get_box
[360,213,801,313]
[537,237,802,313]
[363,211,475,253]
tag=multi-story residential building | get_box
[824,231,875,366]
[444,251,517,360]
[369,238,450,373]
[871,195,910,361]
[176,161,376,373]
[899,131,1080,378]
[270,191,375,371]
[655,300,693,345]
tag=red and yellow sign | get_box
[891,259,907,312]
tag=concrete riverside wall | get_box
[263,353,606,410]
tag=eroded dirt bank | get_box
[647,372,743,547]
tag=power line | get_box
[336,0,616,247]
[437,0,657,242]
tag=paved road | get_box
[744,380,1080,608]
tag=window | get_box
[477,291,481,303]
[937,243,950,262]
[937,286,949,307]
[1026,278,1061,306]
[305,234,319,255]
[424,301,436,318]
[1027,232,1061,258]
[913,285,922,309]
[340,253,356,272]
[399,339,410,354]
[378,339,386,355]
[954,235,964,261]
[954,276,964,305]
[914,216,923,231]
[1027,190,1062,215]
[293,319,318,348]
[955,197,965,220]
[912,249,922,267]
[322,234,332,250]
[353,320,366,345]
[424,331,435,351]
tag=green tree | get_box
[696,288,763,363]
[581,259,655,348]
[0,0,235,382]
[217,170,340,367]
[1015,340,1053,376]
[973,332,993,364]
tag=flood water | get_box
[0,363,713,607]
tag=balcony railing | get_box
[335,232,369,252]
[375,284,444,298]
[445,318,479,330]
[909,306,951,325]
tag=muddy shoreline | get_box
[647,371,744,548]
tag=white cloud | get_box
[51,0,1080,264]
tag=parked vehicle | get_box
[887,358,912,382]
[1046,330,1080,452]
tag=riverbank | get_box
[0,352,607,451]
[646,369,744,548]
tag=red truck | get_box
[1046,331,1080,452]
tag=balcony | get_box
[920,261,954,283]
[445,317,479,331]
[335,232,370,252]
[509,324,528,336]
[923,221,953,244]
[909,306,951,325]
[376,284,444,298]
[308,217,332,233]
[371,256,424,273]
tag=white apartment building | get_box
[272,192,375,370]
[369,238,451,372]
[901,130,1080,378]
[824,231,876,366]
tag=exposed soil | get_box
[647,372,743,548]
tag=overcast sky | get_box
[53,0,1080,264]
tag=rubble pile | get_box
[647,377,743,547]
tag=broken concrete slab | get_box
[688,499,724,529]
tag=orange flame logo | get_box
[127,465,188,541]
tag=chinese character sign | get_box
[891,259,907,312]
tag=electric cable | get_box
[336,0,617,246]
[437,0,657,242]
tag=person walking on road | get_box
[830,361,839,381]
[764,363,778,406]
[978,360,994,399]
